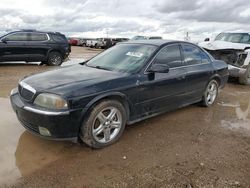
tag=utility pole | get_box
[184,32,190,41]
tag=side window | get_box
[182,44,202,65]
[51,34,66,42]
[241,35,250,44]
[154,45,183,68]
[30,33,48,41]
[200,49,211,64]
[4,33,28,41]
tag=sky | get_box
[0,0,250,41]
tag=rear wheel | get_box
[239,65,250,85]
[40,61,47,65]
[47,51,63,66]
[201,80,218,107]
[80,100,127,149]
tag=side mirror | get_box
[148,64,169,73]
[204,38,210,42]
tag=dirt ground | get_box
[0,46,250,188]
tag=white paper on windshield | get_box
[126,52,143,58]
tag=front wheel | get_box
[47,51,63,66]
[201,80,219,107]
[80,100,127,149]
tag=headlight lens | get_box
[34,93,68,110]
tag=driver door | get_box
[135,44,188,116]
[0,32,28,61]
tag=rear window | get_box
[51,34,67,43]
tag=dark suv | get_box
[0,30,71,66]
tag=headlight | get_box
[34,93,68,110]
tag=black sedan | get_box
[10,40,229,148]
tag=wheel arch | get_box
[202,74,221,96]
[81,92,132,123]
[46,49,63,59]
[209,74,221,87]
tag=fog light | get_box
[39,127,51,136]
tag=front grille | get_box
[18,82,36,101]
[21,87,34,100]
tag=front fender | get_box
[80,91,134,122]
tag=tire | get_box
[40,61,47,65]
[239,65,250,85]
[47,51,63,66]
[80,100,127,149]
[201,80,219,107]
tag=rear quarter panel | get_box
[212,60,229,88]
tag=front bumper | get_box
[228,64,247,78]
[10,90,82,142]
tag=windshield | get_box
[215,33,250,44]
[86,44,157,73]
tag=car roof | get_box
[123,39,181,46]
[8,30,64,35]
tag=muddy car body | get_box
[199,32,250,85]
[10,40,228,148]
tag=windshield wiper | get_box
[86,64,112,71]
[95,66,113,71]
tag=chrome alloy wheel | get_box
[50,55,62,65]
[92,107,122,144]
[206,81,218,105]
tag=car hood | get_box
[21,64,130,96]
[198,40,250,51]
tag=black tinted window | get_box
[4,33,28,41]
[182,44,202,65]
[30,33,47,41]
[200,50,211,64]
[51,34,67,42]
[154,45,182,68]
